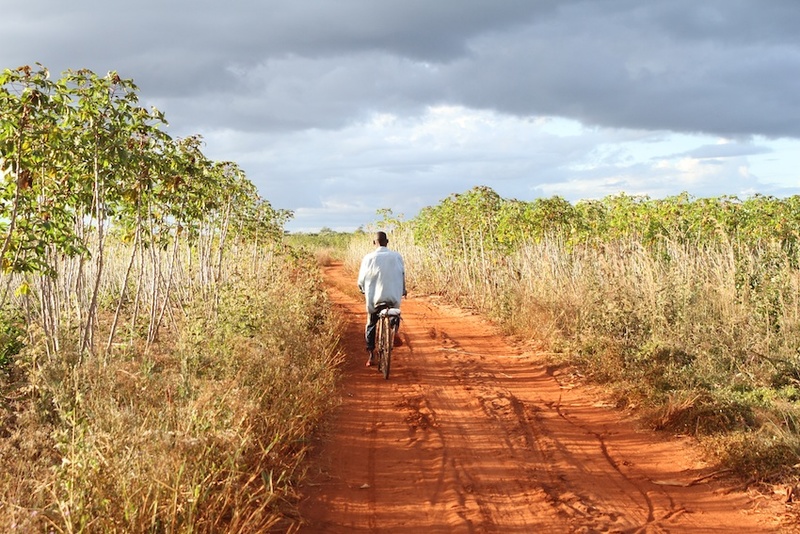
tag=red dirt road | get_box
[297,263,793,533]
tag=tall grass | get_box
[351,227,800,480]
[0,245,342,532]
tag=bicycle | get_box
[375,304,401,380]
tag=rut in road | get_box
[297,263,789,533]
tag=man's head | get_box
[374,231,388,247]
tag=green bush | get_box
[400,185,800,482]
[0,308,25,372]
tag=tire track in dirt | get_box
[297,263,792,533]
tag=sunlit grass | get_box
[0,247,342,533]
[366,229,800,483]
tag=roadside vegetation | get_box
[4,59,798,530]
[285,227,360,267]
[0,66,341,532]
[347,186,800,484]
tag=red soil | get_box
[296,262,796,533]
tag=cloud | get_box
[445,2,800,138]
[211,106,796,230]
[670,142,772,160]
[7,1,800,139]
[3,0,800,230]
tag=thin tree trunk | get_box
[214,202,232,285]
[152,231,180,342]
[81,154,106,356]
[105,218,141,353]
[129,229,145,343]
[146,198,161,345]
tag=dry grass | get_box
[0,248,342,532]
[314,248,336,266]
[372,232,800,482]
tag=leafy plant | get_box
[0,65,325,532]
[390,185,800,482]
[0,307,24,371]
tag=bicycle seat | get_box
[375,302,400,315]
[379,307,401,317]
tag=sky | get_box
[3,0,800,232]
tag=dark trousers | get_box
[365,310,380,352]
[365,303,397,351]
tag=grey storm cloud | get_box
[4,0,800,139]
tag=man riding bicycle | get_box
[357,231,406,367]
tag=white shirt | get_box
[357,246,405,313]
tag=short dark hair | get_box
[375,231,388,246]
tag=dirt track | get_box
[297,262,792,533]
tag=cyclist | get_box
[357,231,406,367]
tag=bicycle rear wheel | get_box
[379,316,392,380]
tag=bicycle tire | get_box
[378,315,391,380]
[376,315,385,374]
[382,319,392,380]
